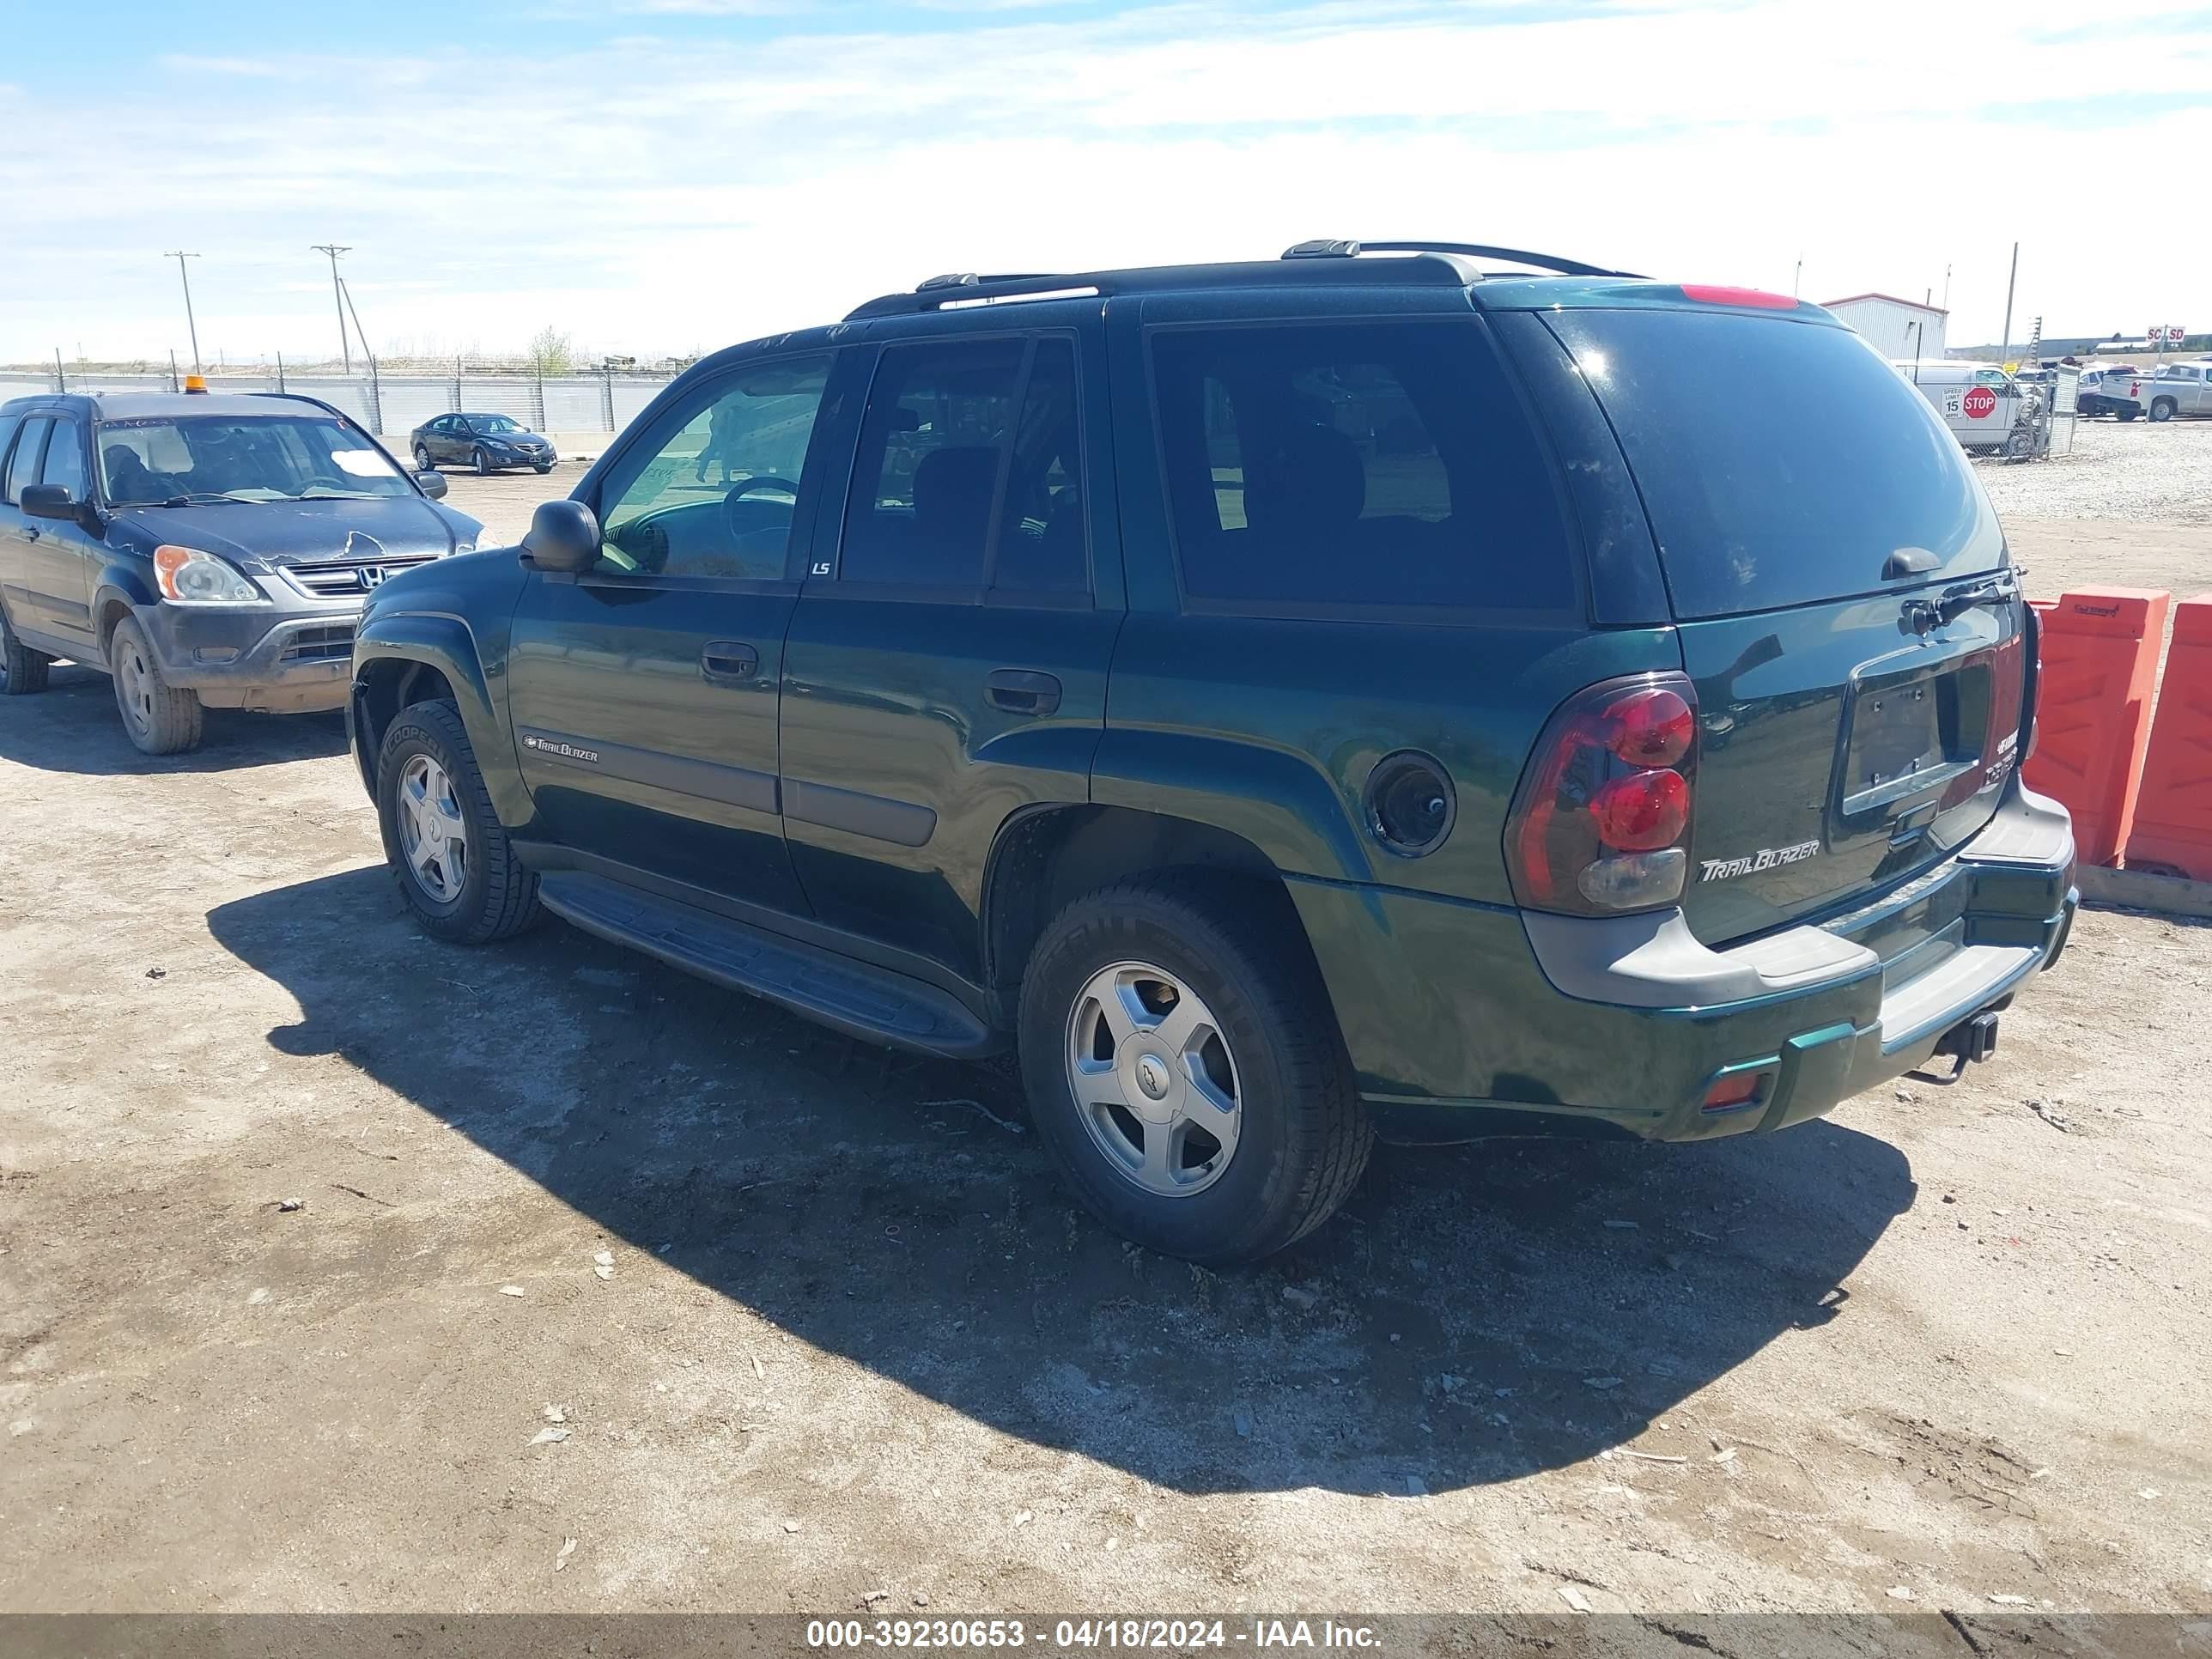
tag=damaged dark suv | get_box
[348,241,2076,1264]
[0,390,478,754]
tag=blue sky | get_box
[4,0,2208,365]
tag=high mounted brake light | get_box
[1505,673,1700,915]
[1678,285,1799,310]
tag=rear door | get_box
[775,307,1121,981]
[1525,305,2027,945]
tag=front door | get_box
[505,351,842,915]
[777,316,1122,982]
[0,414,97,654]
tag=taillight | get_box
[1504,672,1699,915]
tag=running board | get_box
[536,872,1001,1059]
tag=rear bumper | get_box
[134,599,362,714]
[1290,783,2075,1144]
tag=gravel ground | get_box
[1975,418,2212,526]
[3,471,2209,1625]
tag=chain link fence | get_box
[0,360,683,445]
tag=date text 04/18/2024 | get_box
[805,1619,1382,1650]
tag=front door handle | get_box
[702,641,759,684]
[987,668,1061,717]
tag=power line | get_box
[309,243,353,373]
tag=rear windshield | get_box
[1543,309,2004,618]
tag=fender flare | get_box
[1087,728,1375,884]
[91,565,161,646]
[352,610,532,830]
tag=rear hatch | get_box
[1537,303,2028,945]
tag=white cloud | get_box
[5,0,2208,362]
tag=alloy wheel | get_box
[397,753,471,903]
[1065,960,1242,1197]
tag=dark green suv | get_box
[347,241,2076,1265]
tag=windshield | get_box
[470,415,525,434]
[95,416,411,506]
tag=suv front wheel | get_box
[1018,875,1371,1265]
[108,614,203,753]
[374,699,540,944]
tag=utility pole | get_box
[1792,256,1802,298]
[310,244,353,372]
[1942,264,1952,312]
[1999,240,2019,364]
[165,250,203,374]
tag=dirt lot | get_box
[3,447,2209,1620]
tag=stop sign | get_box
[1962,386,1998,419]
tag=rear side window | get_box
[837,334,1091,597]
[1542,309,2005,618]
[4,417,50,506]
[1151,319,1575,615]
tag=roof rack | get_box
[847,272,1097,320]
[1281,239,1643,279]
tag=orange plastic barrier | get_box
[2124,593,2212,879]
[2023,587,2170,867]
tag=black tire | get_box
[2118,407,2139,422]
[1018,874,1371,1265]
[107,613,203,754]
[472,447,493,476]
[2149,398,2176,423]
[413,443,434,471]
[534,465,553,475]
[374,699,540,944]
[0,602,52,696]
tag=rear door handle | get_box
[987,669,1061,717]
[701,641,759,684]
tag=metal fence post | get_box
[532,369,547,432]
[168,349,180,393]
[453,356,463,413]
[601,366,615,431]
[54,348,65,392]
[363,363,384,437]
[275,350,286,395]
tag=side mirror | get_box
[414,470,449,499]
[20,483,78,522]
[522,499,601,574]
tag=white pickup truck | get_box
[2140,362,2212,422]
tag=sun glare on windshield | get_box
[96,416,409,507]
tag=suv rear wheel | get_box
[374,699,540,944]
[1018,875,1371,1265]
[0,604,52,696]
[108,614,203,753]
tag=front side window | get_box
[40,416,86,499]
[1151,319,1574,612]
[5,418,51,506]
[599,356,830,580]
[94,416,409,506]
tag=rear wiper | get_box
[1904,574,2015,635]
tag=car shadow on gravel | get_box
[209,865,1916,1497]
[0,668,350,773]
